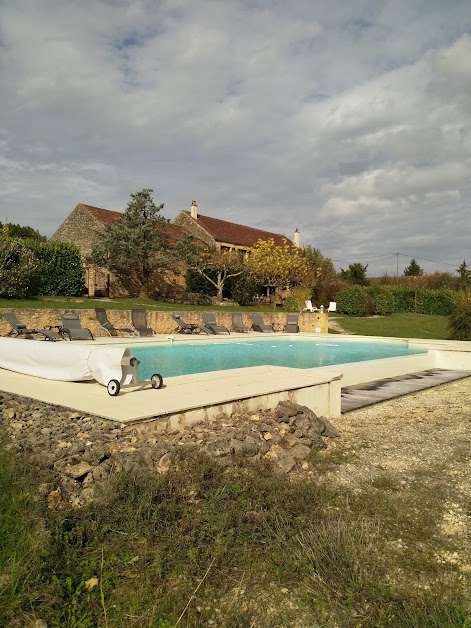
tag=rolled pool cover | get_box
[0,337,133,387]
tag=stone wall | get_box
[173,212,214,248]
[0,308,329,337]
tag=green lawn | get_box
[0,296,276,312]
[334,312,450,340]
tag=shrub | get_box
[25,240,86,296]
[448,306,471,340]
[0,237,40,298]
[369,287,395,316]
[416,289,457,316]
[336,286,369,316]
[231,272,258,306]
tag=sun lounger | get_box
[202,312,230,334]
[171,314,210,334]
[95,308,136,337]
[131,309,155,337]
[284,313,299,333]
[250,313,275,333]
[2,312,63,341]
[60,313,95,341]
[231,313,250,332]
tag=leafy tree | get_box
[0,236,41,298]
[187,246,246,302]
[403,258,424,276]
[448,292,471,340]
[339,262,369,286]
[0,222,46,241]
[300,245,337,298]
[88,189,179,298]
[456,260,471,289]
[247,238,311,301]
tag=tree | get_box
[300,245,337,295]
[456,260,471,289]
[339,262,369,286]
[403,258,424,276]
[0,222,46,241]
[0,236,41,298]
[188,246,246,302]
[247,238,311,302]
[88,189,178,298]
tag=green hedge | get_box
[336,286,369,316]
[25,240,86,296]
[336,286,459,316]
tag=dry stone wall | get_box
[0,309,329,337]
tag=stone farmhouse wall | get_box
[0,309,328,337]
[51,204,103,258]
[173,212,214,248]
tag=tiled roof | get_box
[181,211,291,247]
[81,204,186,241]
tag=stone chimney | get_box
[294,227,300,247]
[190,200,198,219]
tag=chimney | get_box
[190,200,198,219]
[294,227,300,247]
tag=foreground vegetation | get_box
[1,444,469,627]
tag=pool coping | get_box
[1,333,470,425]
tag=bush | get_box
[0,237,40,298]
[336,286,369,316]
[185,269,217,296]
[416,289,457,316]
[448,306,471,340]
[231,272,258,306]
[25,240,86,296]
[369,287,395,316]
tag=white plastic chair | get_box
[328,302,337,312]
[304,300,314,312]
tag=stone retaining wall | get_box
[0,308,328,337]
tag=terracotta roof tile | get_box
[81,204,186,241]
[181,211,291,248]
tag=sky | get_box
[1,0,470,277]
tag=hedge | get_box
[25,240,86,296]
[336,286,459,316]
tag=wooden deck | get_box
[341,369,471,413]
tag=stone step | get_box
[341,369,471,413]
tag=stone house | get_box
[173,201,299,254]
[52,200,299,298]
[51,203,187,297]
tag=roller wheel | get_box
[151,373,163,389]
[107,379,120,396]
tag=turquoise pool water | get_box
[130,338,427,379]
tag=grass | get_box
[0,296,277,312]
[1,446,469,627]
[333,312,450,339]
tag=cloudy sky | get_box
[1,0,470,276]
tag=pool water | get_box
[130,337,427,379]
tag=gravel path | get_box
[319,377,471,572]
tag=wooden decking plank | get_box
[341,369,471,413]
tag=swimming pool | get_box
[130,337,428,379]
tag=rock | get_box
[56,461,94,480]
[47,489,62,509]
[264,445,296,473]
[290,444,312,461]
[319,416,340,438]
[157,452,172,473]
